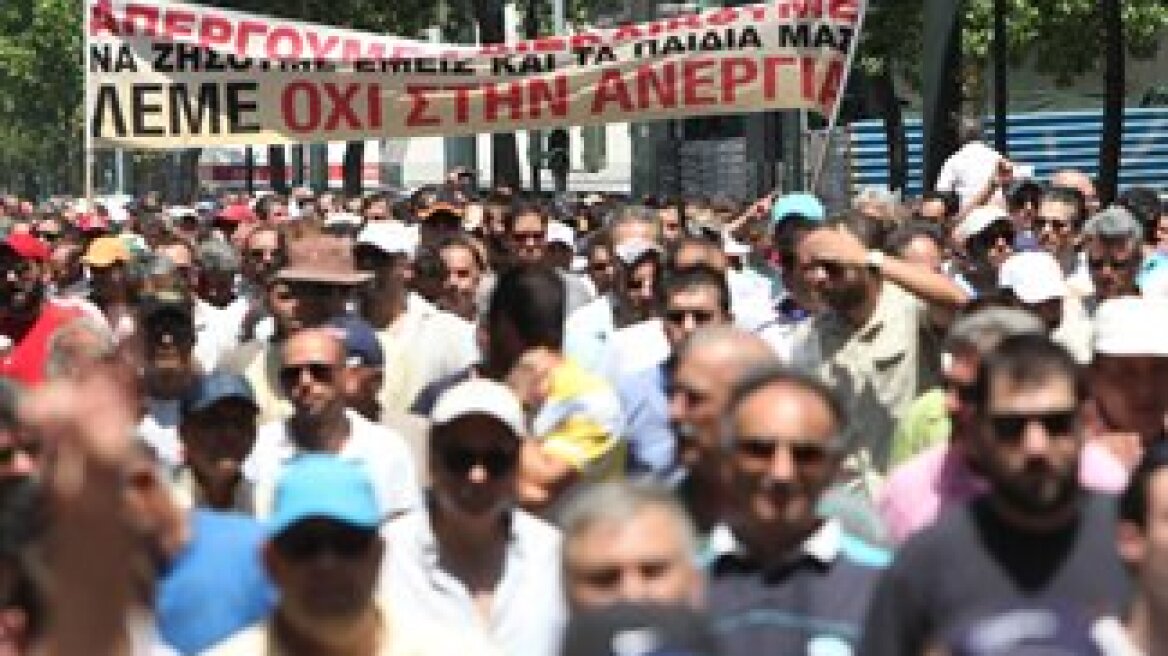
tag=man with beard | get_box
[790,213,969,483]
[708,364,888,655]
[860,334,1130,653]
[0,233,88,385]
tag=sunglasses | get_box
[731,436,840,467]
[801,258,850,279]
[664,309,718,325]
[1033,217,1073,233]
[438,445,517,478]
[0,440,43,466]
[988,409,1078,444]
[1087,255,1138,271]
[279,362,335,389]
[274,525,377,561]
[248,248,281,259]
[288,282,349,298]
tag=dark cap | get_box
[560,603,721,656]
[416,187,466,221]
[326,315,384,368]
[181,372,258,415]
[139,291,193,324]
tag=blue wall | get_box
[848,108,1168,196]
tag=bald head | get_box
[675,325,776,375]
[282,327,345,367]
[281,328,346,425]
[1051,169,1100,214]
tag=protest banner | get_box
[85,0,866,148]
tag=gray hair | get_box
[559,479,699,558]
[720,363,847,451]
[198,239,241,273]
[44,317,115,380]
[945,306,1046,357]
[607,205,658,237]
[1081,206,1144,247]
[674,325,776,373]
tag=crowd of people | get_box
[2,124,1168,655]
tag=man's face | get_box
[280,333,345,420]
[144,311,196,375]
[244,230,282,285]
[564,507,701,610]
[267,519,382,623]
[1034,200,1077,257]
[285,281,350,329]
[363,199,389,222]
[439,245,482,319]
[967,222,1015,271]
[1090,354,1168,444]
[430,416,519,520]
[508,213,547,265]
[662,286,728,349]
[722,384,840,538]
[943,349,981,446]
[918,198,948,224]
[157,244,197,292]
[199,270,237,308]
[794,236,868,313]
[1051,171,1100,215]
[180,400,258,491]
[587,246,615,296]
[975,372,1082,516]
[355,247,409,295]
[0,251,43,318]
[266,202,290,223]
[49,244,83,287]
[1085,237,1140,301]
[0,423,44,480]
[658,208,683,245]
[621,259,659,321]
[338,364,383,421]
[89,263,127,300]
[669,348,740,465]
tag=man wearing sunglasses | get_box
[862,335,1129,653]
[381,379,566,656]
[1035,186,1092,292]
[953,205,1015,296]
[207,455,470,655]
[1081,206,1144,305]
[707,364,888,655]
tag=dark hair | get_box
[1041,186,1087,225]
[1120,443,1168,527]
[920,190,959,218]
[659,265,732,317]
[412,247,448,285]
[488,265,565,350]
[726,363,846,431]
[1117,186,1164,244]
[885,220,946,257]
[820,211,890,251]
[970,334,1087,411]
[1007,180,1045,213]
[504,199,549,232]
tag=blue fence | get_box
[847,108,1168,196]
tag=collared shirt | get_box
[564,296,669,381]
[791,281,943,476]
[616,362,675,478]
[201,598,494,656]
[245,408,421,519]
[704,519,890,656]
[376,294,478,414]
[878,441,1129,545]
[379,508,566,656]
[171,466,256,515]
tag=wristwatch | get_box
[865,250,885,273]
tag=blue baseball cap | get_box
[268,455,382,537]
[180,372,257,416]
[771,193,826,225]
[327,315,384,368]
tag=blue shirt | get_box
[155,509,276,654]
[617,363,676,479]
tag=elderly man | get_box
[380,380,565,656]
[1051,168,1101,216]
[245,327,420,519]
[1082,206,1144,304]
[709,364,889,655]
[560,480,703,610]
[206,455,474,655]
[1035,186,1091,290]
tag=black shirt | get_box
[859,492,1131,654]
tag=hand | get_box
[798,225,869,268]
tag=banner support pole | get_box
[811,0,868,196]
[83,0,95,205]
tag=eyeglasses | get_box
[1033,217,1073,233]
[279,362,336,389]
[0,440,43,467]
[438,445,517,478]
[248,248,280,260]
[664,309,718,325]
[1087,255,1138,271]
[988,409,1078,445]
[274,525,377,561]
[287,282,349,299]
[511,230,545,245]
[730,436,841,468]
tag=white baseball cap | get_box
[547,221,577,250]
[355,221,417,257]
[1094,297,1168,357]
[998,251,1066,304]
[430,379,527,438]
[955,205,1011,243]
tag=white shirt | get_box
[193,297,249,372]
[138,398,182,470]
[245,409,421,518]
[380,508,566,656]
[935,141,1001,208]
[377,295,478,414]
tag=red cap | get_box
[215,204,257,223]
[2,232,51,261]
[76,213,111,232]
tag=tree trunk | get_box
[873,60,907,194]
[474,0,521,189]
[343,141,364,197]
[993,0,1009,154]
[268,145,289,194]
[1099,0,1123,206]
